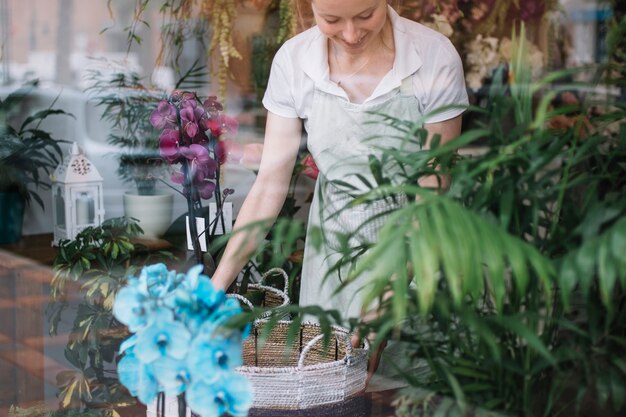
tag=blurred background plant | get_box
[0,80,72,243]
[116,0,297,100]
[0,81,70,207]
[47,217,176,413]
[85,64,165,196]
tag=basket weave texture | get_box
[236,320,369,410]
[243,267,291,320]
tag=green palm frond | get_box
[334,186,555,318]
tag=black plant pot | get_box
[0,190,25,244]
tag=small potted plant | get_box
[0,81,71,244]
[85,65,173,239]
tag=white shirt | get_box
[263,6,469,125]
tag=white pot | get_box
[123,192,174,239]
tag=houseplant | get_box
[149,89,238,269]
[48,217,176,412]
[84,66,175,240]
[112,262,253,417]
[321,29,625,416]
[240,21,626,417]
[0,81,71,244]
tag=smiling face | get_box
[311,0,388,54]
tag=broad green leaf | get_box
[576,243,596,298]
[410,231,438,314]
[558,255,578,309]
[598,238,617,307]
[490,316,556,365]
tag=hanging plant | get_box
[276,0,297,44]
[117,0,297,100]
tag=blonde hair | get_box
[296,0,401,31]
[295,0,315,30]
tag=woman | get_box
[212,0,467,337]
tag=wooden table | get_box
[0,236,55,414]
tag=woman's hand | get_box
[351,333,388,385]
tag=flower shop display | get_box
[120,0,297,99]
[149,90,238,265]
[464,33,544,91]
[113,263,253,417]
[84,66,175,239]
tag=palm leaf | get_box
[342,185,555,316]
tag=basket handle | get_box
[297,331,353,369]
[260,268,289,293]
[227,293,255,310]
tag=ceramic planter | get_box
[123,192,174,239]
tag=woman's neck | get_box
[328,22,395,103]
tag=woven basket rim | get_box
[238,320,369,372]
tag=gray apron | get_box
[299,75,420,320]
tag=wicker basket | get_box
[236,320,369,410]
[244,267,291,319]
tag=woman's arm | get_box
[419,114,463,190]
[211,112,303,291]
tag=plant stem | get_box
[177,393,186,417]
[183,160,202,265]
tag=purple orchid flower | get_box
[150,100,177,130]
[159,128,182,164]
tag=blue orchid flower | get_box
[134,309,191,363]
[137,263,178,298]
[183,265,226,310]
[151,357,190,396]
[115,263,253,416]
[119,334,138,355]
[187,335,243,384]
[118,351,160,405]
[186,373,254,417]
[113,286,151,332]
[208,298,251,339]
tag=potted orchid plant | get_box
[149,90,239,267]
[112,263,253,417]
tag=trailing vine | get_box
[205,0,242,98]
[277,0,298,44]
[111,0,299,101]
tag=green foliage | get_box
[84,66,165,195]
[48,217,175,411]
[253,24,626,417]
[0,81,72,207]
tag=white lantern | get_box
[51,143,105,245]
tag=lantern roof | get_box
[52,143,103,183]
